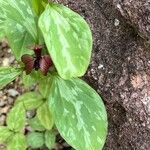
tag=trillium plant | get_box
[0,0,108,150]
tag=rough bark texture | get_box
[113,0,150,40]
[55,0,150,149]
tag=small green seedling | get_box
[0,0,108,150]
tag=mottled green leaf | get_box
[6,103,26,132]
[0,67,22,90]
[0,1,36,60]
[32,0,47,16]
[0,33,4,40]
[48,76,108,150]
[22,72,35,88]
[0,13,6,39]
[28,116,45,131]
[37,102,54,130]
[0,0,38,40]
[22,71,39,88]
[7,133,26,150]
[0,126,12,144]
[0,30,4,39]
[45,130,55,149]
[27,132,44,148]
[39,75,53,98]
[5,21,34,61]
[15,92,43,110]
[39,4,92,79]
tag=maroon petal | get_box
[40,55,53,76]
[32,45,43,59]
[25,61,34,75]
[34,48,42,59]
[27,45,43,58]
[21,54,33,63]
[21,54,34,75]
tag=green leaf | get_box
[7,133,26,150]
[32,0,47,16]
[48,76,108,150]
[0,126,12,144]
[0,27,5,40]
[0,0,38,40]
[28,116,45,131]
[22,71,39,88]
[0,32,5,40]
[6,103,26,132]
[5,21,34,61]
[45,130,55,149]
[0,1,36,61]
[37,102,54,130]
[0,67,22,90]
[39,4,92,79]
[27,132,44,148]
[15,92,43,110]
[0,14,6,39]
[39,75,53,98]
[22,72,35,88]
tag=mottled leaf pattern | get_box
[0,0,37,60]
[27,132,44,148]
[0,12,6,39]
[15,92,43,110]
[31,0,46,16]
[37,102,54,130]
[22,71,40,88]
[5,21,34,60]
[0,126,12,143]
[0,32,4,39]
[22,72,35,88]
[0,67,22,90]
[0,0,37,40]
[6,103,26,132]
[39,75,53,98]
[7,133,26,150]
[49,76,108,150]
[28,116,45,131]
[39,4,92,79]
[45,131,55,149]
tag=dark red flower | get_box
[40,55,53,76]
[21,45,52,76]
[21,54,34,75]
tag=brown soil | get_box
[0,0,150,150]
